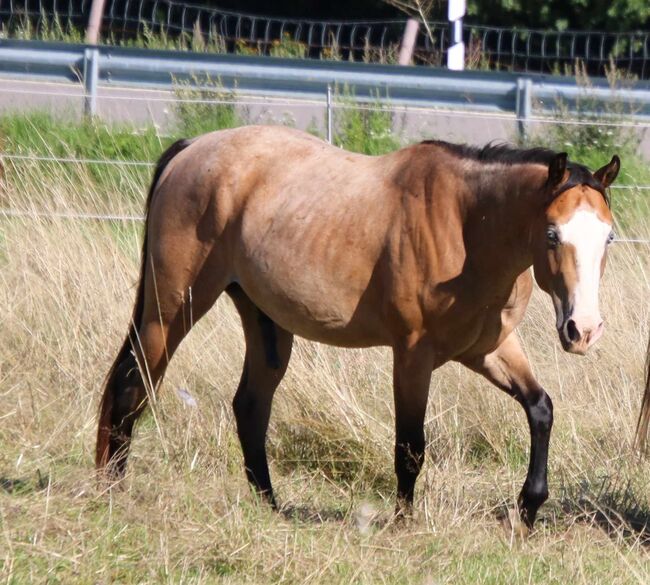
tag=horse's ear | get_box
[594,155,620,188]
[547,152,568,188]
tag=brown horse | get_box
[96,126,620,531]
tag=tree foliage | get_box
[378,0,649,32]
[465,0,650,32]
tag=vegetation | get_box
[1,93,649,582]
[381,0,650,32]
[332,89,403,155]
[529,62,650,232]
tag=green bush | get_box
[0,112,166,198]
[333,88,401,155]
[173,78,244,137]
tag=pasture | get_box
[1,111,650,583]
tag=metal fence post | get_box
[326,84,333,144]
[83,48,99,118]
[516,78,532,142]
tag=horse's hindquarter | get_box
[217,128,400,346]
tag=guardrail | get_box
[0,39,649,139]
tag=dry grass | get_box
[1,158,650,584]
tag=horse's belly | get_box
[230,183,396,346]
[236,266,390,348]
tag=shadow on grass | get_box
[279,504,347,524]
[559,476,650,544]
[279,501,399,533]
[0,470,49,495]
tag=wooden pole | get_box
[398,19,419,66]
[85,0,107,45]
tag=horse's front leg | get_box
[462,331,553,533]
[392,338,436,517]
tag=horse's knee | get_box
[527,391,553,435]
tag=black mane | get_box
[420,140,609,203]
[421,140,558,166]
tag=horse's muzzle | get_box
[558,317,604,355]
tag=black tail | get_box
[96,138,192,468]
[634,334,650,453]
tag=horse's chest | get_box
[424,277,529,359]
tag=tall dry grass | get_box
[1,154,650,583]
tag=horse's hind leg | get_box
[226,284,293,508]
[97,241,229,478]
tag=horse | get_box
[96,126,620,532]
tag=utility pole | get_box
[447,0,465,71]
[85,0,107,45]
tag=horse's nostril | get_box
[566,319,580,343]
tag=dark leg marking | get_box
[258,310,281,369]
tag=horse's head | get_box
[532,153,620,355]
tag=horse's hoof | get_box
[392,503,415,525]
[501,507,530,540]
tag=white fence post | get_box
[447,0,466,71]
[516,78,532,141]
[83,48,99,117]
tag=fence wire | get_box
[2,207,647,245]
[0,83,649,130]
[1,0,649,78]
[1,152,650,191]
[0,87,648,204]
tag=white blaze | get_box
[558,209,611,324]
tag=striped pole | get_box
[447,0,466,71]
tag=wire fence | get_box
[2,206,647,245]
[1,82,650,130]
[2,151,650,191]
[2,146,650,190]
[0,86,648,242]
[1,0,649,78]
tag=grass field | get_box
[1,111,650,583]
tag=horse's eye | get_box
[546,227,560,247]
[607,231,615,245]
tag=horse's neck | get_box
[460,163,547,283]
